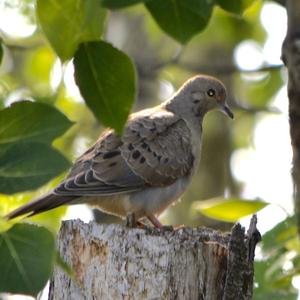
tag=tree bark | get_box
[48,216,259,300]
[282,0,300,233]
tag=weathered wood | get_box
[49,216,259,300]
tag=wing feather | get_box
[121,109,194,186]
[54,107,194,196]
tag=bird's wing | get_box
[120,108,194,186]
[54,108,194,196]
[54,129,146,196]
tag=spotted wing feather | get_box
[55,131,145,196]
[121,109,194,186]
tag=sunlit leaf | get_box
[145,0,213,44]
[101,0,145,9]
[0,217,13,234]
[74,41,136,134]
[0,223,55,296]
[0,101,73,147]
[193,197,269,222]
[0,177,67,233]
[216,0,255,14]
[23,46,56,94]
[36,0,106,61]
[29,205,67,232]
[0,142,70,194]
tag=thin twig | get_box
[176,62,283,75]
[145,51,283,76]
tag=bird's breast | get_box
[83,176,191,219]
[128,176,191,217]
[188,124,203,176]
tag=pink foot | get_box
[147,215,163,228]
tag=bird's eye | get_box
[207,89,215,97]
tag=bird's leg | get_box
[147,214,163,228]
[147,215,175,231]
[127,213,173,230]
[126,212,137,227]
[126,213,146,228]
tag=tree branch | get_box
[282,0,300,233]
[175,63,283,76]
[149,56,283,76]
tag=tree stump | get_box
[48,216,260,300]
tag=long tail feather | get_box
[5,193,77,220]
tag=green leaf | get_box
[0,101,73,147]
[36,0,106,61]
[262,216,297,253]
[74,41,136,134]
[216,0,255,14]
[193,197,269,222]
[0,142,70,194]
[0,223,55,296]
[0,102,72,194]
[145,0,214,44]
[101,0,145,9]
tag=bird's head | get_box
[167,75,234,120]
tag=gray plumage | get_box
[6,75,233,227]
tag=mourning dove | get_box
[6,75,233,227]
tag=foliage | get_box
[0,101,72,194]
[193,197,269,222]
[0,0,292,297]
[145,0,214,44]
[216,0,254,14]
[254,217,299,299]
[74,41,136,134]
[36,0,107,61]
[0,142,70,194]
[0,223,55,296]
[0,101,73,147]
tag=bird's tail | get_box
[5,193,77,220]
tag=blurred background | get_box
[0,0,298,299]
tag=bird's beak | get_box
[221,104,234,119]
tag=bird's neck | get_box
[164,99,203,169]
[164,98,205,131]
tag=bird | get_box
[5,75,233,228]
